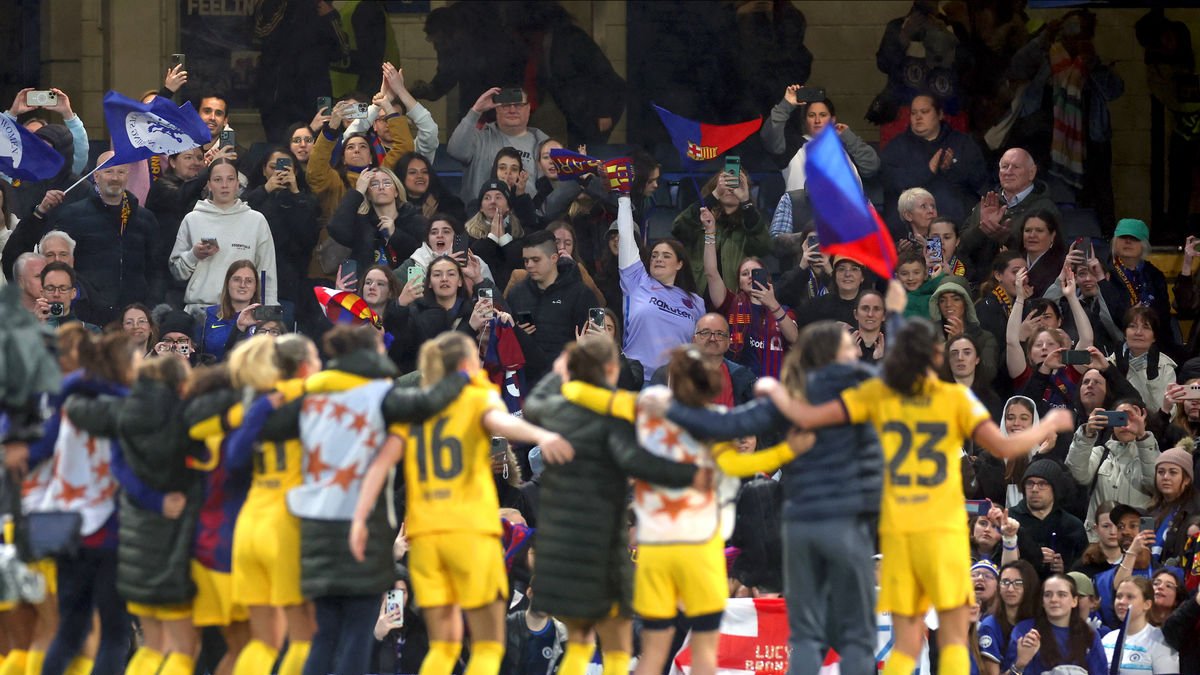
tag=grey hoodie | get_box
[169,199,278,310]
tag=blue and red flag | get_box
[313,286,381,328]
[549,148,603,181]
[804,125,898,279]
[652,104,761,165]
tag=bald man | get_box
[957,147,1061,285]
[6,150,161,325]
[649,313,756,406]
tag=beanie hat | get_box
[1156,447,1194,483]
[971,559,999,579]
[477,179,511,205]
[34,124,74,161]
[158,310,196,341]
[1021,458,1065,496]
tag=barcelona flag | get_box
[313,286,381,329]
[603,158,633,193]
[549,148,603,181]
[652,104,761,166]
[803,125,898,279]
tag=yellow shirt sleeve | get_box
[839,379,878,426]
[711,441,796,478]
[955,385,993,439]
[560,381,637,423]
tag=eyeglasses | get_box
[1153,579,1179,591]
[291,136,314,144]
[1025,479,1051,489]
[123,318,149,327]
[496,102,528,110]
[369,180,394,189]
[43,285,72,295]
[999,579,1025,588]
[695,329,729,340]
[229,277,256,286]
[258,328,282,336]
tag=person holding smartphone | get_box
[670,166,770,297]
[1065,398,1158,544]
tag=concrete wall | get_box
[39,1,1200,226]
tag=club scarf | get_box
[727,292,789,379]
[992,284,1014,317]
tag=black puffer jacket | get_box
[244,186,321,304]
[327,190,425,274]
[66,377,203,605]
[523,374,697,620]
[258,351,467,598]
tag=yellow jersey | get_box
[840,377,990,535]
[390,372,506,538]
[234,378,307,510]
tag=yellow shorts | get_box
[634,534,727,620]
[409,532,507,610]
[192,561,249,627]
[877,529,974,616]
[231,506,303,608]
[127,600,192,621]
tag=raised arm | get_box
[972,408,1074,460]
[761,379,848,430]
[665,397,787,441]
[349,433,404,561]
[1060,267,1094,361]
[1006,270,1032,379]
[700,207,728,308]
[617,195,639,269]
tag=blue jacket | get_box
[665,361,883,521]
[198,305,236,361]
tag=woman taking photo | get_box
[1072,501,1127,579]
[1006,267,1094,408]
[929,217,966,277]
[169,158,278,313]
[395,152,465,223]
[1102,577,1179,673]
[328,166,425,276]
[1006,573,1108,675]
[392,255,503,374]
[617,194,705,383]
[1017,211,1068,298]
[894,187,938,251]
[197,260,263,362]
[701,244,797,379]
[395,215,493,291]
[979,560,1039,675]
[671,168,770,296]
[244,147,320,329]
[307,99,413,219]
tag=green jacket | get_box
[672,198,771,297]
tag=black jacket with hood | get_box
[505,258,593,382]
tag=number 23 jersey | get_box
[391,373,506,539]
[840,377,991,535]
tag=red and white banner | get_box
[669,598,933,675]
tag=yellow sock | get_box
[277,640,310,675]
[231,639,278,675]
[23,650,44,675]
[883,650,917,675]
[464,641,504,675]
[0,651,28,675]
[64,656,94,675]
[159,652,195,675]
[938,644,968,675]
[559,642,593,675]
[125,646,163,675]
[418,641,462,675]
[602,650,631,675]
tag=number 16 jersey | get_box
[839,377,991,535]
[390,372,506,539]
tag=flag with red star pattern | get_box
[287,379,392,520]
[29,417,117,536]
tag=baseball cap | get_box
[606,220,641,239]
[1107,502,1144,526]
[1067,571,1096,597]
[1113,218,1150,243]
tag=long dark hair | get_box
[394,152,451,206]
[881,318,938,396]
[1033,574,1093,668]
[781,321,847,399]
[991,560,1039,646]
[1017,210,1066,259]
[646,239,699,295]
[251,145,309,191]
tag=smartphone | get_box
[478,287,493,301]
[1182,384,1200,400]
[724,155,741,187]
[1060,350,1091,365]
[805,234,820,250]
[516,311,534,325]
[26,90,57,107]
[384,589,405,626]
[925,236,943,263]
[340,259,358,284]
[316,96,332,114]
[170,53,186,69]
[1100,410,1129,427]
[344,102,371,120]
[493,88,525,105]
[252,305,285,322]
[1140,516,1156,533]
[219,129,236,148]
[490,436,509,460]
[798,87,827,103]
[589,307,606,329]
[750,268,769,290]
[407,265,424,286]
[274,156,292,171]
[201,237,218,247]
[452,233,469,254]
[965,499,992,517]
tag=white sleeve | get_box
[256,218,279,304]
[407,102,440,161]
[617,196,638,270]
[1152,633,1180,674]
[169,217,198,281]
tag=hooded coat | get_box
[169,199,279,309]
[928,275,999,379]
